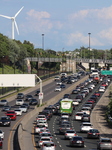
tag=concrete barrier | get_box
[18,75,89,150]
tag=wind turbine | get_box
[0,6,24,39]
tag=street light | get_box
[42,34,44,50]
[88,33,91,58]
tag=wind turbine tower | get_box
[0,6,24,39]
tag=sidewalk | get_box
[91,83,112,139]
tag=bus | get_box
[60,98,73,115]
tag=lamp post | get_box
[88,33,91,58]
[42,34,44,50]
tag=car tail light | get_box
[36,127,38,129]
[74,134,76,136]
[50,137,52,138]
[82,141,84,143]
[88,133,92,134]
[40,141,42,143]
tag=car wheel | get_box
[0,145,2,149]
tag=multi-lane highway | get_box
[0,74,86,150]
[34,75,110,150]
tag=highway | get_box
[34,76,109,150]
[0,74,86,150]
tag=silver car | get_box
[97,138,112,150]
[64,130,77,139]
[41,142,56,150]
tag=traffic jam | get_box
[33,71,112,150]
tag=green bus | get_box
[60,98,73,115]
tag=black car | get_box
[66,80,72,84]
[23,103,30,109]
[71,89,78,94]
[69,136,84,147]
[29,98,38,105]
[63,94,70,99]
[35,90,40,96]
[0,116,11,127]
[17,93,24,99]
[25,95,33,101]
[87,129,100,139]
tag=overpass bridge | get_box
[24,57,112,73]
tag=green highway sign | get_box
[101,70,112,75]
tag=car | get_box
[54,76,60,81]
[0,130,4,140]
[41,142,56,150]
[19,105,28,113]
[75,112,85,120]
[61,113,70,118]
[36,115,47,122]
[69,136,84,147]
[0,137,3,149]
[87,129,100,139]
[66,80,72,84]
[54,86,61,92]
[73,99,79,106]
[5,110,17,120]
[0,116,11,127]
[40,132,53,140]
[99,86,105,92]
[17,93,24,99]
[22,103,30,109]
[58,117,70,124]
[37,120,48,127]
[81,107,91,115]
[81,113,90,122]
[56,81,62,85]
[35,124,46,134]
[84,103,93,109]
[59,124,72,134]
[94,91,101,97]
[60,84,66,88]
[71,89,78,94]
[2,105,11,111]
[97,138,112,150]
[63,94,70,99]
[16,99,24,106]
[14,109,22,116]
[29,98,38,105]
[80,122,93,132]
[64,130,77,139]
[75,95,83,103]
[35,90,40,96]
[38,137,53,148]
[60,120,71,126]
[0,99,8,106]
[25,94,33,101]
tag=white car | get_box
[0,130,4,140]
[36,115,47,122]
[73,100,79,106]
[19,105,28,112]
[41,142,56,150]
[56,81,62,85]
[64,130,77,139]
[37,120,48,127]
[75,112,85,120]
[54,86,61,92]
[81,107,91,115]
[35,124,46,134]
[16,99,24,106]
[99,86,105,92]
[14,109,22,116]
[80,122,93,132]
[83,88,89,93]
[38,137,52,148]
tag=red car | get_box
[93,92,101,97]
[5,110,17,120]
[87,99,95,103]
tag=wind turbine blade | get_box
[14,20,19,35]
[14,6,24,18]
[0,14,11,19]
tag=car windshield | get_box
[1,117,10,120]
[101,139,111,142]
[1,100,7,102]
[7,111,15,114]
[73,137,83,140]
[66,130,75,133]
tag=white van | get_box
[60,73,67,77]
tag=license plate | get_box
[93,133,96,135]
[77,141,81,143]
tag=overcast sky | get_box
[0,0,112,51]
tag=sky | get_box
[0,0,112,51]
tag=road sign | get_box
[101,70,112,75]
[39,92,43,100]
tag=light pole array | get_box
[42,34,44,50]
